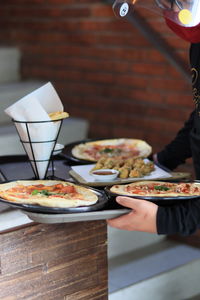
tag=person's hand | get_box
[107,196,158,233]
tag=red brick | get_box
[1,7,91,19]
[0,0,193,150]
[47,0,100,4]
[90,5,114,18]
[22,44,165,64]
[150,77,190,91]
[165,93,193,107]
[3,0,45,4]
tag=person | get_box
[107,0,200,236]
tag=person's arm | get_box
[107,196,200,236]
[107,196,158,233]
[156,111,194,170]
[157,199,200,235]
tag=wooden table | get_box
[0,156,108,300]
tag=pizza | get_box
[110,181,200,197]
[72,138,152,162]
[0,180,98,208]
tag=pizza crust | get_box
[0,180,98,208]
[72,138,152,162]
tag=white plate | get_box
[23,209,131,223]
[70,160,172,185]
[53,143,64,155]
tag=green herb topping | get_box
[154,185,170,191]
[31,189,52,196]
[100,148,114,153]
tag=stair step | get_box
[109,243,200,300]
[0,80,45,124]
[0,117,89,156]
[109,258,200,300]
[0,47,21,83]
[108,227,166,259]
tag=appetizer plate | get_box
[69,163,173,187]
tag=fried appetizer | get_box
[91,157,155,178]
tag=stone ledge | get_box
[0,80,45,123]
[0,209,33,233]
[0,47,21,83]
[0,117,89,156]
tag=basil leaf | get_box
[154,185,170,191]
[100,148,114,153]
[31,189,52,196]
[31,190,40,195]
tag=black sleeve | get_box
[156,111,194,170]
[157,199,200,236]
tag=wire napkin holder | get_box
[13,119,63,179]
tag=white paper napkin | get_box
[5,82,65,179]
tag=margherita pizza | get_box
[110,181,200,198]
[72,138,152,162]
[0,180,98,208]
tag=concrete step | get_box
[108,235,200,300]
[109,258,200,300]
[0,117,89,156]
[0,80,45,124]
[0,47,20,83]
[108,227,166,260]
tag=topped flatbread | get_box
[72,138,152,162]
[0,180,98,208]
[110,181,200,198]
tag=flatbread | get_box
[0,180,98,208]
[110,181,200,197]
[48,111,69,120]
[72,138,152,162]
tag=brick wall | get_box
[0,0,194,173]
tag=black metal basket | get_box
[12,118,63,179]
